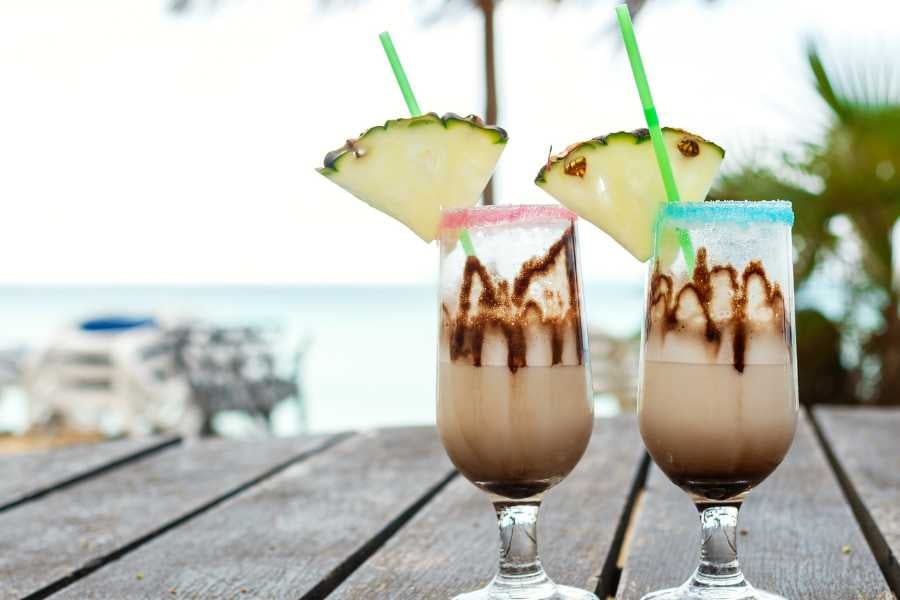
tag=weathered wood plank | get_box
[0,436,177,511]
[618,412,893,599]
[814,406,900,593]
[0,433,337,599]
[53,426,455,600]
[331,416,646,599]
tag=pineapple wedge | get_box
[535,128,724,262]
[318,113,507,242]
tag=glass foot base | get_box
[454,583,598,600]
[641,581,786,600]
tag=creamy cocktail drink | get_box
[319,33,596,600]
[632,201,798,600]
[438,209,592,499]
[529,6,799,591]
[437,205,596,600]
[640,247,797,504]
[537,117,796,600]
[439,364,591,499]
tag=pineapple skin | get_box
[535,127,723,184]
[319,112,507,176]
[316,112,508,242]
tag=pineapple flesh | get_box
[535,128,724,262]
[318,113,507,242]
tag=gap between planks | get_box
[809,407,900,596]
[321,424,650,600]
[597,452,651,600]
[21,432,353,600]
[300,469,460,600]
[0,436,181,514]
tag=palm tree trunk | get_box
[480,0,497,206]
[875,296,900,405]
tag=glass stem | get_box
[692,504,747,587]
[492,500,551,586]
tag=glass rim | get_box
[658,200,794,226]
[439,204,576,231]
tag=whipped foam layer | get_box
[440,225,583,371]
[645,248,790,370]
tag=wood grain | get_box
[0,436,177,511]
[814,406,900,594]
[617,412,893,599]
[0,433,336,599]
[53,426,454,600]
[330,416,646,599]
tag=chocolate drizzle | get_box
[648,247,787,373]
[445,226,583,373]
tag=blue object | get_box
[659,200,794,226]
[79,316,157,332]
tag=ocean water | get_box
[0,283,643,433]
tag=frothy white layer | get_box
[645,327,790,365]
[661,271,783,324]
[440,320,582,367]
[440,222,582,368]
[648,264,790,366]
[440,221,574,318]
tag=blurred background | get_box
[0,0,897,449]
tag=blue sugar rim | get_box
[659,200,794,226]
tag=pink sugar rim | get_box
[440,204,577,230]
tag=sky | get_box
[0,0,897,285]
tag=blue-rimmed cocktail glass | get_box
[638,201,798,600]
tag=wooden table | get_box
[0,407,896,599]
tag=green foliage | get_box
[794,309,853,405]
[713,42,900,405]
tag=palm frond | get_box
[808,43,848,120]
[712,167,835,283]
[808,40,900,121]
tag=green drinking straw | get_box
[378,31,476,257]
[614,5,695,271]
[457,225,476,257]
[379,32,421,116]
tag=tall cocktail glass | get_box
[638,201,798,600]
[437,205,596,600]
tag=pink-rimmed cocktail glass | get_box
[437,205,597,600]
